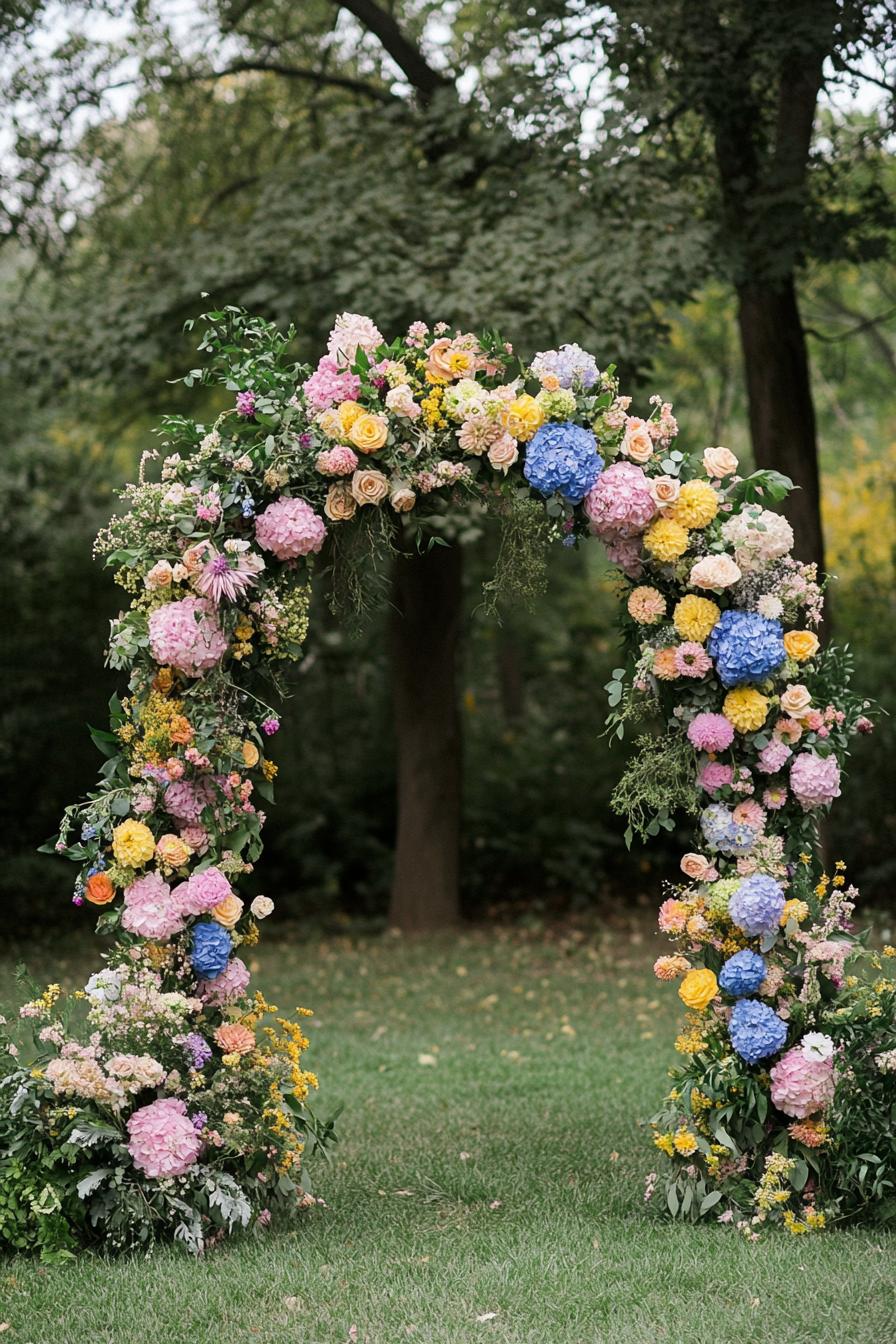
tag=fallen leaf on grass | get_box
[417,1053,437,1067]
[476,1312,499,1323]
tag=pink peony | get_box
[302,356,361,412]
[148,598,228,678]
[197,954,250,1006]
[698,761,734,793]
[675,642,712,678]
[164,778,215,825]
[173,865,233,917]
[687,712,735,753]
[770,1047,835,1119]
[121,873,185,940]
[316,445,359,477]
[790,751,841,811]
[757,740,792,774]
[583,462,657,540]
[127,1097,202,1178]
[255,498,327,560]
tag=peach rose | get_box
[424,337,455,381]
[783,631,819,663]
[689,554,742,590]
[144,560,174,590]
[389,486,416,513]
[211,893,244,929]
[324,482,357,521]
[650,475,681,508]
[680,852,713,881]
[780,684,812,718]
[182,542,210,575]
[622,418,654,464]
[487,434,519,473]
[349,413,389,454]
[351,469,389,507]
[702,446,739,478]
[242,741,260,768]
[214,1023,255,1056]
[155,833,191,868]
[318,408,343,439]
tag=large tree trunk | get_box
[736,276,825,580]
[388,542,463,930]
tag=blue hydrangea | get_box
[530,343,599,389]
[718,949,766,997]
[190,921,233,979]
[729,874,786,936]
[728,998,787,1063]
[523,422,603,502]
[707,610,786,688]
[700,803,756,857]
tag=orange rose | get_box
[169,715,193,746]
[211,893,244,930]
[85,872,116,905]
[324,481,357,521]
[214,1023,256,1056]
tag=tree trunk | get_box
[735,277,826,581]
[388,542,463,930]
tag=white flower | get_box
[800,1032,834,1061]
[250,895,274,919]
[757,594,783,619]
[84,968,124,1004]
[721,505,794,572]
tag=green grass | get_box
[1,919,894,1344]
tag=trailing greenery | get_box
[611,732,699,847]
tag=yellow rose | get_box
[723,687,770,733]
[337,400,365,433]
[501,394,545,443]
[211,892,244,930]
[348,412,389,454]
[242,740,260,768]
[111,819,156,869]
[644,517,690,562]
[678,968,718,1012]
[783,631,819,663]
[673,594,720,644]
[670,479,718,530]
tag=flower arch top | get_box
[3,307,885,1258]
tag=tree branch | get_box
[333,0,453,103]
[163,59,398,104]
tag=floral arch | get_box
[1,307,890,1258]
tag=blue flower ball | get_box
[190,921,233,980]
[718,949,766,997]
[523,422,603,502]
[729,874,786,936]
[728,998,787,1063]
[707,610,786,688]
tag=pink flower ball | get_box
[164,778,215,825]
[698,761,734,794]
[178,823,209,854]
[121,873,185,941]
[732,799,766,832]
[757,740,792,774]
[316,446,359,477]
[770,1047,835,1118]
[173,865,233,917]
[687,712,735,753]
[255,498,327,560]
[148,598,228,678]
[302,356,361,413]
[583,462,657,540]
[197,954,250,1006]
[789,751,842,811]
[127,1097,202,1178]
[603,535,644,578]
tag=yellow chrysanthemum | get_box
[670,479,719,529]
[678,968,718,1011]
[672,1129,699,1156]
[644,517,690,562]
[111,819,155,869]
[673,594,721,643]
[723,687,769,733]
[653,1131,675,1156]
[783,630,820,663]
[780,898,809,926]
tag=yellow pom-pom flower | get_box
[780,898,810,926]
[111,819,156,869]
[673,594,721,643]
[644,517,690,562]
[670,479,719,529]
[783,630,820,663]
[723,687,770,733]
[678,967,718,1011]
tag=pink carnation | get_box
[127,1097,202,1178]
[675,642,712,678]
[698,761,734,794]
[583,462,657,540]
[255,498,327,560]
[302,356,361,413]
[316,446,359,477]
[197,954,250,1006]
[789,751,841,811]
[164,778,215,825]
[121,873,185,941]
[770,1047,835,1119]
[763,785,788,810]
[687,712,735,753]
[148,598,228,678]
[173,865,233,917]
[757,740,792,774]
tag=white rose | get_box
[385,385,420,419]
[689,554,741,590]
[250,895,274,919]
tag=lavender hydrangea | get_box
[700,803,756,857]
[729,998,788,1063]
[530,343,599,389]
[523,422,603,502]
[181,1032,213,1069]
[729,874,785,936]
[706,610,786,687]
[718,949,766,997]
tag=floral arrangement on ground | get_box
[0,307,892,1259]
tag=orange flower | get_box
[214,1023,256,1056]
[85,872,116,905]
[153,667,174,694]
[169,715,193,745]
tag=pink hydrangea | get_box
[316,446,359,477]
[255,498,327,560]
[164,778,215,825]
[770,1047,835,1118]
[583,462,657,540]
[148,598,228,678]
[126,1097,202,1178]
[675,642,712,678]
[789,751,842,811]
[327,312,384,364]
[173,865,233,917]
[121,873,185,940]
[197,954,250,1006]
[302,356,361,413]
[687,712,735,752]
[757,740,792,774]
[603,535,644,578]
[698,761,734,794]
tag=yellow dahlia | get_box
[723,687,770,733]
[644,517,690,562]
[673,594,720,643]
[111,819,156,869]
[670,479,719,529]
[672,1129,699,1156]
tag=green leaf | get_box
[700,1190,723,1214]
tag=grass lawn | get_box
[1,917,894,1344]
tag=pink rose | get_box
[650,476,680,508]
[680,852,713,881]
[702,446,739,478]
[487,434,519,473]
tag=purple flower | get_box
[191,1110,208,1132]
[236,390,256,418]
[261,717,280,736]
[182,1032,213,1069]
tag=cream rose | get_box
[318,408,344,439]
[650,475,681,508]
[250,895,274,919]
[348,413,389,454]
[702,446,739,478]
[324,481,357,521]
[389,486,417,513]
[622,418,654,464]
[780,684,812,718]
[351,468,389,507]
[487,434,519,473]
[211,893,244,930]
[689,554,742,590]
[385,385,420,419]
[680,852,713,882]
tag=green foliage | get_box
[610,731,698,848]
